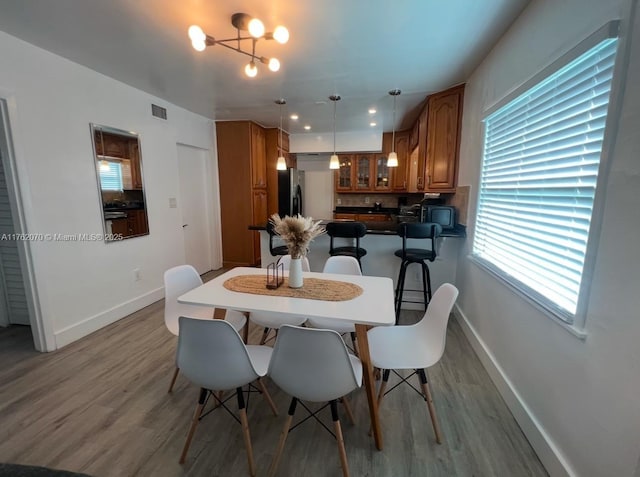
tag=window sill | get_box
[468,255,588,340]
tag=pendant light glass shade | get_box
[276,99,287,171]
[387,89,401,167]
[329,94,341,170]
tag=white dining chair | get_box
[177,317,277,477]
[250,255,309,344]
[164,265,247,392]
[367,283,459,444]
[267,325,362,477]
[305,256,362,353]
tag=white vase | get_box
[288,257,304,288]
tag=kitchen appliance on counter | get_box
[420,202,457,230]
[397,204,421,223]
[278,168,305,217]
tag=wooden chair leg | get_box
[370,369,389,436]
[237,387,257,477]
[331,400,350,477]
[168,366,180,393]
[260,327,271,345]
[341,396,356,425]
[268,398,297,477]
[179,388,207,464]
[418,369,442,444]
[257,378,278,416]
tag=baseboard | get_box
[54,287,164,349]
[453,304,576,477]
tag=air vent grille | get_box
[151,104,167,120]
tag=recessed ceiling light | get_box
[304,125,311,130]
[370,122,377,127]
[290,114,299,120]
[369,108,377,114]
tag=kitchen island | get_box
[250,220,465,310]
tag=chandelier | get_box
[188,13,289,78]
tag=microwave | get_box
[420,205,456,230]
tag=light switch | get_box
[169,198,177,208]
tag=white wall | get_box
[0,31,219,350]
[455,0,640,476]
[297,155,334,220]
[290,130,382,153]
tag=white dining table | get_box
[178,266,395,450]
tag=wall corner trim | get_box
[453,304,576,477]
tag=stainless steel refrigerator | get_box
[278,168,305,217]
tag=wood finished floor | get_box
[0,270,547,477]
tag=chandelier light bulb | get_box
[329,154,340,170]
[268,58,281,72]
[188,25,206,42]
[273,26,290,44]
[99,160,111,172]
[245,61,258,77]
[191,39,206,51]
[248,18,265,38]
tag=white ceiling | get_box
[0,0,529,135]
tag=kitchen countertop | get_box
[250,220,466,238]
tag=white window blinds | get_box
[473,38,618,322]
[99,161,124,191]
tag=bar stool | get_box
[394,222,442,323]
[267,220,288,257]
[326,221,367,268]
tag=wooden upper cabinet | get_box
[416,105,429,191]
[373,154,391,191]
[410,119,420,151]
[250,123,267,189]
[335,155,353,191]
[425,84,464,191]
[392,131,410,191]
[129,141,143,189]
[354,154,372,190]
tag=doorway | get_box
[176,144,213,275]
[0,97,47,351]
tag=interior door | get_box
[177,144,211,274]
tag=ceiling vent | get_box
[151,104,167,120]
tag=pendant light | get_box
[275,99,287,170]
[329,94,341,170]
[387,89,401,167]
[98,128,111,172]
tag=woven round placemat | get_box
[223,274,363,301]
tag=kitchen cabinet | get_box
[110,218,128,236]
[216,120,269,267]
[332,212,392,222]
[354,154,373,191]
[373,154,391,191]
[94,130,143,190]
[129,142,143,189]
[265,127,290,216]
[391,131,410,192]
[126,209,148,237]
[251,123,267,189]
[425,84,464,191]
[335,155,354,191]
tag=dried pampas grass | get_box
[269,213,325,259]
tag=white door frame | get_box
[0,93,53,351]
[177,140,223,271]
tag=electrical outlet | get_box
[364,197,370,204]
[133,268,141,281]
[337,198,342,205]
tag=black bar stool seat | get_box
[326,221,368,267]
[394,222,442,323]
[267,220,289,257]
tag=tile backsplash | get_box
[335,193,423,208]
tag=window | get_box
[99,160,123,191]
[473,29,619,323]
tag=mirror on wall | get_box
[91,124,149,242]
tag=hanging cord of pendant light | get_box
[387,89,401,167]
[329,94,341,169]
[275,99,287,170]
